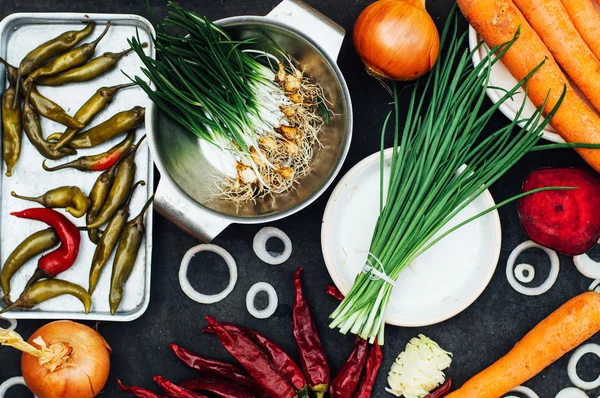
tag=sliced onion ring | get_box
[506,241,559,296]
[590,280,600,292]
[514,263,535,283]
[0,377,31,397]
[246,282,278,319]
[253,227,292,265]
[0,317,17,331]
[179,244,237,304]
[503,385,540,398]
[574,252,600,280]
[568,343,600,390]
[555,387,587,398]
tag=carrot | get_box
[512,0,600,115]
[559,0,600,62]
[458,0,600,172]
[445,291,600,398]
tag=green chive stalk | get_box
[128,2,286,179]
[329,10,567,344]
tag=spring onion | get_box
[329,8,567,343]
[128,2,328,204]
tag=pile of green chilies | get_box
[328,9,567,344]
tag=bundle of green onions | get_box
[329,11,566,343]
[128,2,328,204]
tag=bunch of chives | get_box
[128,1,283,172]
[329,9,566,344]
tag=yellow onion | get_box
[21,321,111,398]
[353,0,440,81]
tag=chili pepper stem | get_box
[41,159,73,172]
[133,194,154,222]
[90,21,111,48]
[0,299,22,314]
[11,191,41,203]
[113,43,147,58]
[25,268,51,289]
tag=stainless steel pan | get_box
[149,0,352,241]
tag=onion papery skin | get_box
[353,0,440,81]
[21,321,111,398]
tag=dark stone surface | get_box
[1,1,600,397]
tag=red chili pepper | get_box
[205,316,296,398]
[180,376,254,398]
[11,208,80,286]
[330,338,369,398]
[425,379,452,398]
[154,376,207,398]
[118,379,160,398]
[293,268,330,398]
[326,284,345,301]
[202,323,307,391]
[353,341,383,398]
[170,343,265,396]
[42,131,135,172]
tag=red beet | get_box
[518,168,600,256]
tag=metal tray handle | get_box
[154,178,231,242]
[266,0,345,61]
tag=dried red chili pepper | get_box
[330,338,369,398]
[326,284,345,301]
[170,343,264,396]
[205,316,296,398]
[11,208,80,286]
[353,341,383,398]
[202,323,307,392]
[180,376,254,398]
[154,376,207,398]
[117,379,160,398]
[425,379,452,398]
[293,268,330,398]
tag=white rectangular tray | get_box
[0,12,155,321]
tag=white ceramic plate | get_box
[468,1,600,145]
[321,149,502,327]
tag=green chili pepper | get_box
[43,130,135,172]
[14,22,95,107]
[37,45,147,87]
[85,141,138,244]
[26,23,111,84]
[66,106,145,149]
[89,180,145,295]
[2,83,22,177]
[0,279,92,314]
[87,135,146,229]
[22,84,77,160]
[17,22,94,80]
[12,186,91,218]
[0,228,60,305]
[3,57,75,132]
[50,83,136,150]
[0,57,17,85]
[109,195,153,314]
